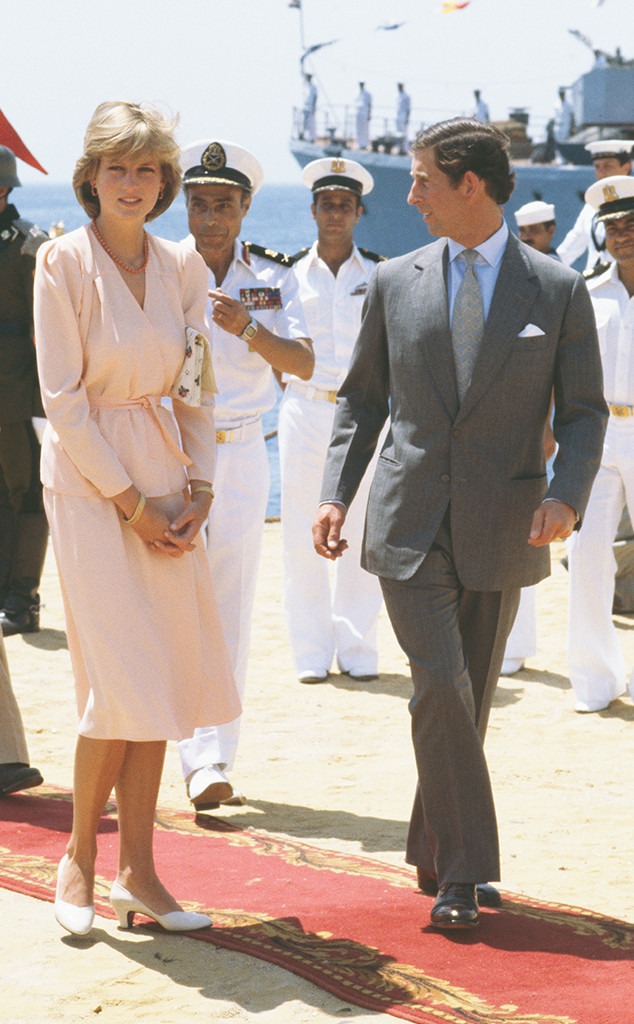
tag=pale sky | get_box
[3,0,629,185]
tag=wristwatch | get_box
[239,318,259,342]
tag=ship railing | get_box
[292,104,552,154]
[292,103,430,152]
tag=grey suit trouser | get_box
[380,517,520,886]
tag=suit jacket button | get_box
[452,429,459,437]
[440,473,450,483]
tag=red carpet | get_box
[1,787,632,1024]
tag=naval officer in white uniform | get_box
[557,139,633,272]
[178,140,313,807]
[501,200,560,675]
[278,158,385,684]
[567,175,634,712]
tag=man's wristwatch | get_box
[239,318,259,342]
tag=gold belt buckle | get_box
[326,390,337,403]
[610,404,633,418]
[216,429,235,443]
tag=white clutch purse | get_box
[170,327,217,407]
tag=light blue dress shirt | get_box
[447,220,509,325]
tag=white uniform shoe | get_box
[298,669,329,684]
[501,658,525,676]
[187,764,233,810]
[574,698,610,714]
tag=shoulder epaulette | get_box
[290,247,310,262]
[242,241,297,266]
[583,261,611,282]
[358,246,388,263]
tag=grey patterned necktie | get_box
[451,249,484,402]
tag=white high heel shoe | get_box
[54,854,95,936]
[109,881,211,931]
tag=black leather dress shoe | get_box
[430,883,479,929]
[416,866,502,908]
[0,599,40,637]
[0,763,44,796]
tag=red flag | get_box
[0,109,47,175]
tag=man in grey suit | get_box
[313,119,608,930]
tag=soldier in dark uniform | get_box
[0,146,49,635]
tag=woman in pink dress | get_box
[34,101,240,937]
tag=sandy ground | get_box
[1,524,633,1024]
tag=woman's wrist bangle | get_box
[123,493,146,526]
[192,484,215,501]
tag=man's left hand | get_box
[209,288,250,336]
[528,500,577,547]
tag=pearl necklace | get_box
[91,220,149,275]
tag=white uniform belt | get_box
[287,380,338,403]
[215,416,262,444]
[608,403,634,418]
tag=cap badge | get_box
[331,159,346,174]
[202,142,227,172]
[602,184,620,203]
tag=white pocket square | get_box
[518,323,546,338]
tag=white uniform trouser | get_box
[278,387,383,676]
[356,115,370,149]
[178,424,269,777]
[567,416,634,707]
[503,586,537,661]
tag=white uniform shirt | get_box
[553,98,574,142]
[356,88,372,118]
[473,98,489,123]
[285,242,381,391]
[588,262,634,406]
[304,80,317,114]
[557,202,613,272]
[182,236,308,424]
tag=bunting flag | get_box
[0,109,47,174]
[300,39,337,67]
[288,0,301,8]
[442,0,471,11]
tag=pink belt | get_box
[90,395,192,467]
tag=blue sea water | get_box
[21,182,317,519]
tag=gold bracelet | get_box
[123,493,146,526]
[192,484,215,501]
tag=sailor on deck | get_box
[278,158,386,684]
[472,90,489,123]
[355,83,372,150]
[557,139,633,272]
[553,88,574,144]
[302,73,318,143]
[177,140,313,809]
[396,82,411,150]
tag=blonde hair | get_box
[73,101,182,221]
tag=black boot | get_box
[0,592,40,635]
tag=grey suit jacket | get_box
[321,233,608,590]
